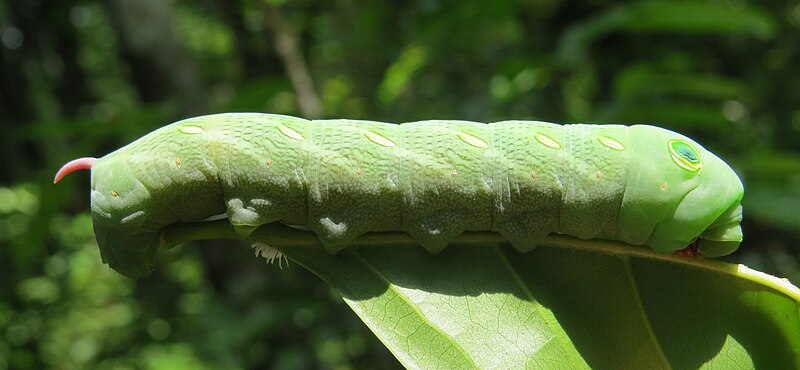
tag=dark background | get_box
[1,0,799,368]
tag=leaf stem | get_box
[157,220,800,302]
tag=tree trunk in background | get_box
[263,4,322,118]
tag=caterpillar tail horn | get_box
[54,157,97,183]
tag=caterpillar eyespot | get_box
[54,113,744,278]
[669,140,703,172]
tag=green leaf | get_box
[378,43,430,104]
[283,241,799,368]
[740,152,800,233]
[557,0,776,65]
[162,223,800,368]
[614,64,744,102]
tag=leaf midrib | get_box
[492,246,586,367]
[346,250,480,369]
[621,255,672,368]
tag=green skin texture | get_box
[83,113,743,278]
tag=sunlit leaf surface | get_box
[275,233,800,369]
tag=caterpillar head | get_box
[624,126,744,257]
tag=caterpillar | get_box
[55,113,744,278]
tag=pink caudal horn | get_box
[54,157,97,184]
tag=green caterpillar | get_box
[55,113,744,278]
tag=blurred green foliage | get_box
[1,0,799,368]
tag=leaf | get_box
[280,236,800,369]
[614,64,744,102]
[378,43,430,104]
[161,222,800,368]
[739,152,800,233]
[557,0,776,65]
